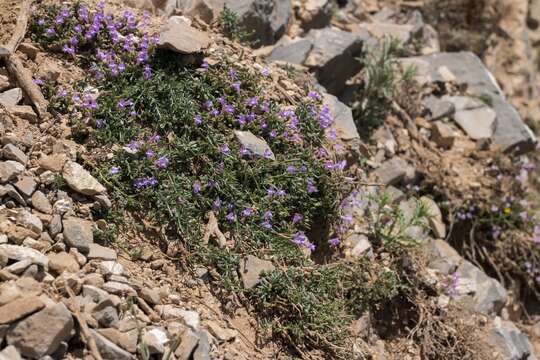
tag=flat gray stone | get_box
[6,303,74,359]
[268,37,313,64]
[0,160,24,183]
[373,157,409,185]
[63,217,94,254]
[2,144,27,165]
[91,329,135,360]
[158,16,211,54]
[87,243,117,261]
[489,318,538,360]
[0,88,22,107]
[443,96,496,140]
[0,244,49,268]
[422,95,455,121]
[234,130,275,160]
[62,161,106,196]
[239,255,275,289]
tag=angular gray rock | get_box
[443,96,496,140]
[322,91,362,164]
[87,243,117,261]
[0,346,22,360]
[373,157,409,185]
[489,318,539,360]
[431,121,457,149]
[305,27,369,94]
[0,160,24,183]
[267,37,313,64]
[2,144,27,165]
[0,88,22,107]
[0,296,45,325]
[402,52,537,153]
[62,161,106,196]
[234,130,275,160]
[239,255,275,289]
[422,95,455,121]
[6,303,74,358]
[0,244,49,268]
[193,330,211,360]
[31,191,53,214]
[62,217,94,254]
[158,16,211,54]
[225,0,292,46]
[91,329,136,360]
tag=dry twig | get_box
[202,210,227,248]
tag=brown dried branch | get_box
[6,0,32,54]
[202,210,227,248]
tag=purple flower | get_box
[110,166,120,175]
[62,44,76,56]
[212,198,222,211]
[228,68,237,79]
[533,225,540,243]
[32,79,44,85]
[286,166,296,174]
[222,103,235,115]
[82,94,98,110]
[292,213,303,224]
[143,65,152,80]
[148,134,161,142]
[260,101,270,113]
[37,19,45,26]
[194,114,203,125]
[261,67,270,76]
[117,99,133,109]
[127,140,140,151]
[263,211,273,220]
[231,82,241,92]
[219,144,230,155]
[155,156,169,169]
[245,97,258,107]
[239,146,250,156]
[133,176,158,189]
[241,208,253,217]
[226,212,236,223]
[145,149,155,158]
[341,213,353,224]
[261,221,272,230]
[307,179,318,194]
[193,181,202,194]
[328,237,340,247]
[204,100,213,110]
[308,91,321,101]
[293,231,308,246]
[200,61,209,71]
[57,88,68,98]
[263,149,274,159]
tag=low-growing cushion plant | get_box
[30,2,429,357]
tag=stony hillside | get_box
[0,0,539,359]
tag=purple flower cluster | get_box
[134,176,157,189]
[292,231,316,252]
[38,3,155,79]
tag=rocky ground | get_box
[0,0,539,359]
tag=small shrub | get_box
[352,38,415,134]
[218,6,252,44]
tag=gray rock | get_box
[142,327,169,354]
[175,328,200,360]
[158,16,211,54]
[489,318,538,360]
[6,303,74,358]
[234,130,275,160]
[0,88,22,107]
[98,328,138,353]
[48,214,63,236]
[87,243,117,261]
[82,285,109,303]
[305,27,369,94]
[419,196,446,239]
[1,184,26,205]
[140,288,161,305]
[403,52,537,153]
[0,160,24,183]
[31,191,53,214]
[62,161,106,196]
[91,329,136,360]
[426,239,462,275]
[373,157,409,185]
[455,260,507,314]
[239,255,275,289]
[443,96,496,140]
[322,91,362,163]
[93,300,119,328]
[431,121,457,149]
[2,144,27,165]
[0,244,49,268]
[0,296,45,325]
[14,176,36,197]
[63,217,93,254]
[267,37,313,64]
[193,330,211,360]
[225,0,291,46]
[48,252,80,275]
[297,0,332,30]
[0,345,22,360]
[102,281,136,296]
[15,209,43,233]
[206,320,237,341]
[344,233,372,258]
[99,261,124,276]
[422,95,455,121]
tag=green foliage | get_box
[218,6,252,44]
[369,193,430,250]
[352,38,415,133]
[250,260,403,358]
